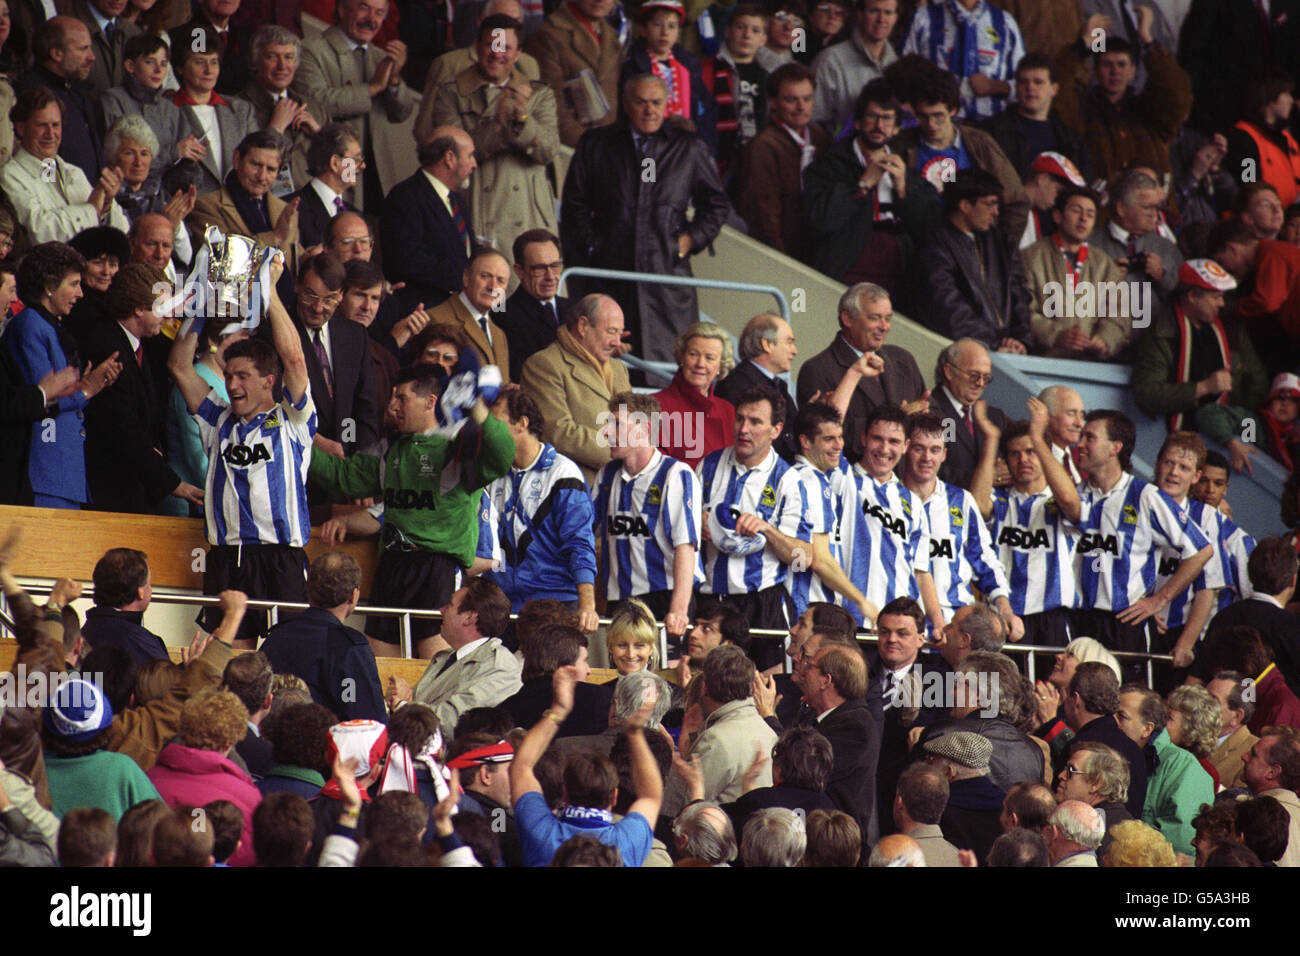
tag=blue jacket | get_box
[81,607,170,667]
[260,607,388,723]
[5,306,90,503]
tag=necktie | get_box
[434,650,458,678]
[355,45,369,84]
[963,403,974,436]
[449,194,469,255]
[134,343,143,368]
[333,196,346,214]
[542,300,557,327]
[218,28,230,48]
[104,19,115,43]
[478,314,493,347]
[313,329,334,397]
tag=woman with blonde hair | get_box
[1033,637,1124,765]
[1102,819,1178,867]
[1166,685,1224,791]
[653,321,737,468]
[598,599,684,722]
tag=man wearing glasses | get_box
[917,167,1033,357]
[497,229,569,383]
[293,253,379,466]
[930,336,1008,489]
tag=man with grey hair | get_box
[673,802,738,866]
[237,25,323,197]
[520,293,631,483]
[1039,384,1085,484]
[715,313,799,460]
[937,605,1003,671]
[1089,171,1183,301]
[918,650,1046,792]
[1046,799,1104,866]
[552,670,674,760]
[929,338,1008,489]
[1206,670,1258,790]
[741,807,806,866]
[867,832,926,867]
[561,72,731,368]
[1055,740,1133,857]
[796,283,928,464]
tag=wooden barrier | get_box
[0,505,378,592]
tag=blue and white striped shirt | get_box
[1075,473,1211,614]
[195,386,317,547]
[918,480,1010,618]
[698,446,810,596]
[902,0,1024,121]
[594,450,703,600]
[989,486,1082,616]
[848,465,931,611]
[782,456,839,617]
[1155,498,1240,630]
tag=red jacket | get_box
[148,743,262,867]
[1247,667,1300,738]
[652,370,735,470]
[1237,240,1300,345]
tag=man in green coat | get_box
[310,363,514,658]
[1132,258,1270,473]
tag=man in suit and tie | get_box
[929,337,1009,489]
[236,25,324,199]
[715,313,799,461]
[379,126,476,313]
[519,292,631,484]
[187,130,301,296]
[58,0,139,96]
[868,596,950,836]
[168,0,250,97]
[796,283,929,466]
[1040,383,1086,484]
[292,253,379,463]
[291,125,363,251]
[425,248,511,380]
[497,229,568,383]
[388,577,523,736]
[170,26,260,198]
[81,263,205,514]
[803,643,881,848]
[293,0,420,215]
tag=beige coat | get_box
[427,293,511,383]
[1210,724,1258,791]
[519,338,631,483]
[661,698,777,816]
[430,66,559,265]
[292,25,419,209]
[524,2,621,147]
[1022,236,1131,358]
[411,637,523,736]
[415,46,540,144]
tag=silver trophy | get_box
[179,226,281,337]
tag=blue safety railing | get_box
[558,266,790,320]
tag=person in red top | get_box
[652,320,735,469]
[1207,625,1300,737]
[1261,372,1300,472]
[1208,218,1300,375]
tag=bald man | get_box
[425,247,513,379]
[379,125,478,314]
[1039,385,1085,484]
[325,212,374,264]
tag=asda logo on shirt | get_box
[863,501,905,538]
[996,527,1053,551]
[606,514,651,537]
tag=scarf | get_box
[652,55,691,119]
[1053,234,1089,287]
[1170,304,1230,432]
[319,719,388,801]
[557,805,614,827]
[557,322,614,392]
[1261,407,1300,470]
[377,728,452,804]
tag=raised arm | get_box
[263,255,309,402]
[510,664,581,804]
[167,328,211,415]
[970,400,1001,521]
[1027,396,1081,523]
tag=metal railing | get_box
[559,266,791,320]
[3,578,1167,685]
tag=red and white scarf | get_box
[1171,304,1231,432]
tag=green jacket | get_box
[309,415,515,567]
[44,750,162,822]
[1140,729,1214,857]
[1132,307,1270,427]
